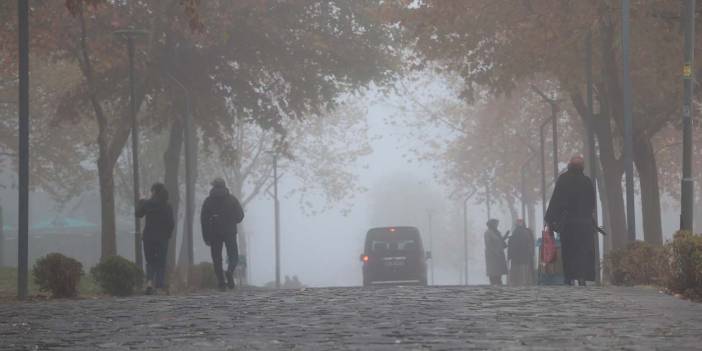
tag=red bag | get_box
[541,225,557,264]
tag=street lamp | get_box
[266,150,282,289]
[165,72,195,268]
[17,0,30,300]
[520,152,537,229]
[462,188,477,286]
[680,0,696,232]
[621,0,637,241]
[426,209,435,285]
[586,31,602,285]
[538,115,558,225]
[113,28,148,270]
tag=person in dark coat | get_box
[484,219,508,285]
[508,219,535,286]
[201,178,245,290]
[136,183,174,294]
[544,155,596,286]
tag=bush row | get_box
[605,231,702,301]
[32,253,143,298]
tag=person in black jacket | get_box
[507,219,535,286]
[201,178,245,290]
[136,183,174,294]
[544,155,596,286]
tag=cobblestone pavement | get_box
[1,285,701,350]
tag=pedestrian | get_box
[484,219,508,286]
[136,182,174,295]
[201,177,245,291]
[544,155,596,286]
[507,219,535,286]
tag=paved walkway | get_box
[1,286,701,350]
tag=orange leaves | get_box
[65,0,105,17]
[180,0,204,32]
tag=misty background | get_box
[0,79,684,287]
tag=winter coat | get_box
[508,225,535,265]
[544,167,596,281]
[200,185,245,243]
[136,198,175,242]
[484,228,508,277]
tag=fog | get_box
[1,77,687,288]
[0,1,699,292]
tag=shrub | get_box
[189,262,218,290]
[604,240,668,286]
[665,231,702,301]
[91,256,143,297]
[33,253,83,298]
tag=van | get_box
[360,226,428,286]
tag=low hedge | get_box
[605,232,702,301]
[33,253,83,298]
[666,231,702,301]
[604,241,668,286]
[91,256,143,297]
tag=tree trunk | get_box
[568,88,627,251]
[527,201,536,232]
[634,137,663,245]
[600,158,628,250]
[163,117,184,274]
[177,124,198,271]
[98,155,117,259]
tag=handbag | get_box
[541,225,557,264]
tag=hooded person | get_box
[201,177,245,290]
[544,155,596,286]
[507,219,535,286]
[484,218,508,285]
[136,182,175,294]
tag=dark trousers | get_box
[210,234,238,286]
[143,239,169,288]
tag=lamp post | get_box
[533,87,560,227]
[680,0,696,232]
[17,0,30,300]
[166,72,195,268]
[0,205,4,267]
[520,153,536,229]
[538,116,558,224]
[113,28,148,269]
[586,31,602,285]
[462,188,477,286]
[427,209,435,285]
[486,181,491,220]
[272,151,281,289]
[621,0,637,241]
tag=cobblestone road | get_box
[1,286,701,350]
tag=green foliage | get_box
[189,262,218,290]
[32,253,83,298]
[666,231,702,301]
[605,233,702,301]
[604,241,668,286]
[91,256,143,297]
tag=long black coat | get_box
[200,186,245,243]
[544,168,596,282]
[508,225,534,265]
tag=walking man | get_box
[136,183,174,295]
[484,219,508,286]
[201,178,245,291]
[507,219,535,286]
[544,155,596,286]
